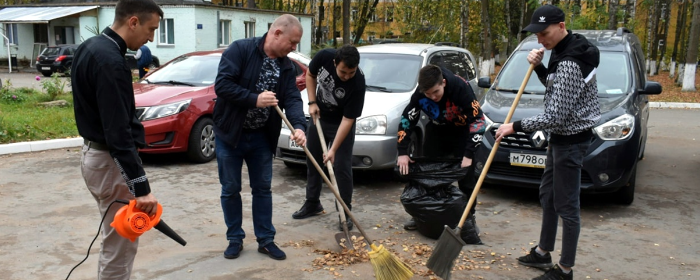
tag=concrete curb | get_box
[1,102,698,156]
[0,137,83,155]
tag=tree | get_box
[480,0,493,76]
[607,0,619,30]
[352,0,380,45]
[671,0,690,78]
[343,0,350,45]
[681,0,699,91]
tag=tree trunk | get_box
[480,0,493,76]
[623,0,635,26]
[332,0,338,47]
[518,0,526,43]
[681,0,699,91]
[646,1,660,75]
[343,0,350,45]
[353,0,380,45]
[316,0,325,46]
[607,0,618,29]
[658,0,672,71]
[460,0,469,49]
[670,0,689,78]
[247,0,255,8]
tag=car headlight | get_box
[593,114,635,140]
[356,115,387,135]
[140,99,191,121]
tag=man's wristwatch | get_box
[308,101,317,105]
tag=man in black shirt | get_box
[291,45,365,232]
[71,0,163,279]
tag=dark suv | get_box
[35,44,77,77]
[474,28,662,205]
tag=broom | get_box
[275,106,413,280]
[426,63,535,280]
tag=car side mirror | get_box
[477,76,491,88]
[640,81,662,95]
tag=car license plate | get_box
[41,67,51,70]
[289,138,303,151]
[510,153,546,168]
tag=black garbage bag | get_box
[398,160,482,244]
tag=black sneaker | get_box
[518,246,553,269]
[223,242,243,259]
[532,264,573,280]
[258,243,286,260]
[403,218,417,231]
[292,200,324,219]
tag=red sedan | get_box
[134,49,310,162]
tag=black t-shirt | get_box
[308,49,366,123]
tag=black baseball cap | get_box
[523,5,565,33]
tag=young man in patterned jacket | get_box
[396,64,486,232]
[495,5,601,280]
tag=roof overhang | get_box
[0,6,98,24]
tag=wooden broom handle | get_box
[456,63,536,229]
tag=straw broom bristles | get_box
[368,244,414,280]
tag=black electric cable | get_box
[65,199,130,280]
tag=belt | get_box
[84,139,110,151]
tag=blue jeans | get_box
[538,141,589,268]
[216,131,275,247]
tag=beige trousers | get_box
[81,144,138,280]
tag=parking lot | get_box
[1,102,699,279]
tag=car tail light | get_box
[55,55,67,62]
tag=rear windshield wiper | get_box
[366,84,392,92]
[495,88,539,95]
[149,80,195,87]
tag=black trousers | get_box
[305,119,355,210]
[422,123,477,216]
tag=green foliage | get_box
[0,89,76,144]
[40,73,68,101]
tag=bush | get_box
[40,73,67,101]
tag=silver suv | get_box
[276,43,479,170]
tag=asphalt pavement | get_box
[1,108,700,280]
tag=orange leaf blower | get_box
[110,200,187,246]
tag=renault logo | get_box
[532,131,546,148]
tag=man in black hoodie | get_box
[397,65,486,234]
[495,5,601,280]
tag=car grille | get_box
[490,127,548,150]
[279,148,306,161]
[487,162,592,184]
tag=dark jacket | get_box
[213,33,307,152]
[397,67,486,158]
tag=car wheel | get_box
[615,164,636,205]
[42,71,52,77]
[187,117,216,163]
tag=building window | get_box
[369,9,377,22]
[4,23,18,45]
[351,8,358,22]
[219,20,231,46]
[245,21,255,38]
[159,18,175,45]
[386,7,394,22]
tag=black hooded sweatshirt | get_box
[513,30,601,144]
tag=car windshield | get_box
[42,47,62,56]
[495,51,630,95]
[359,53,422,92]
[144,55,221,87]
